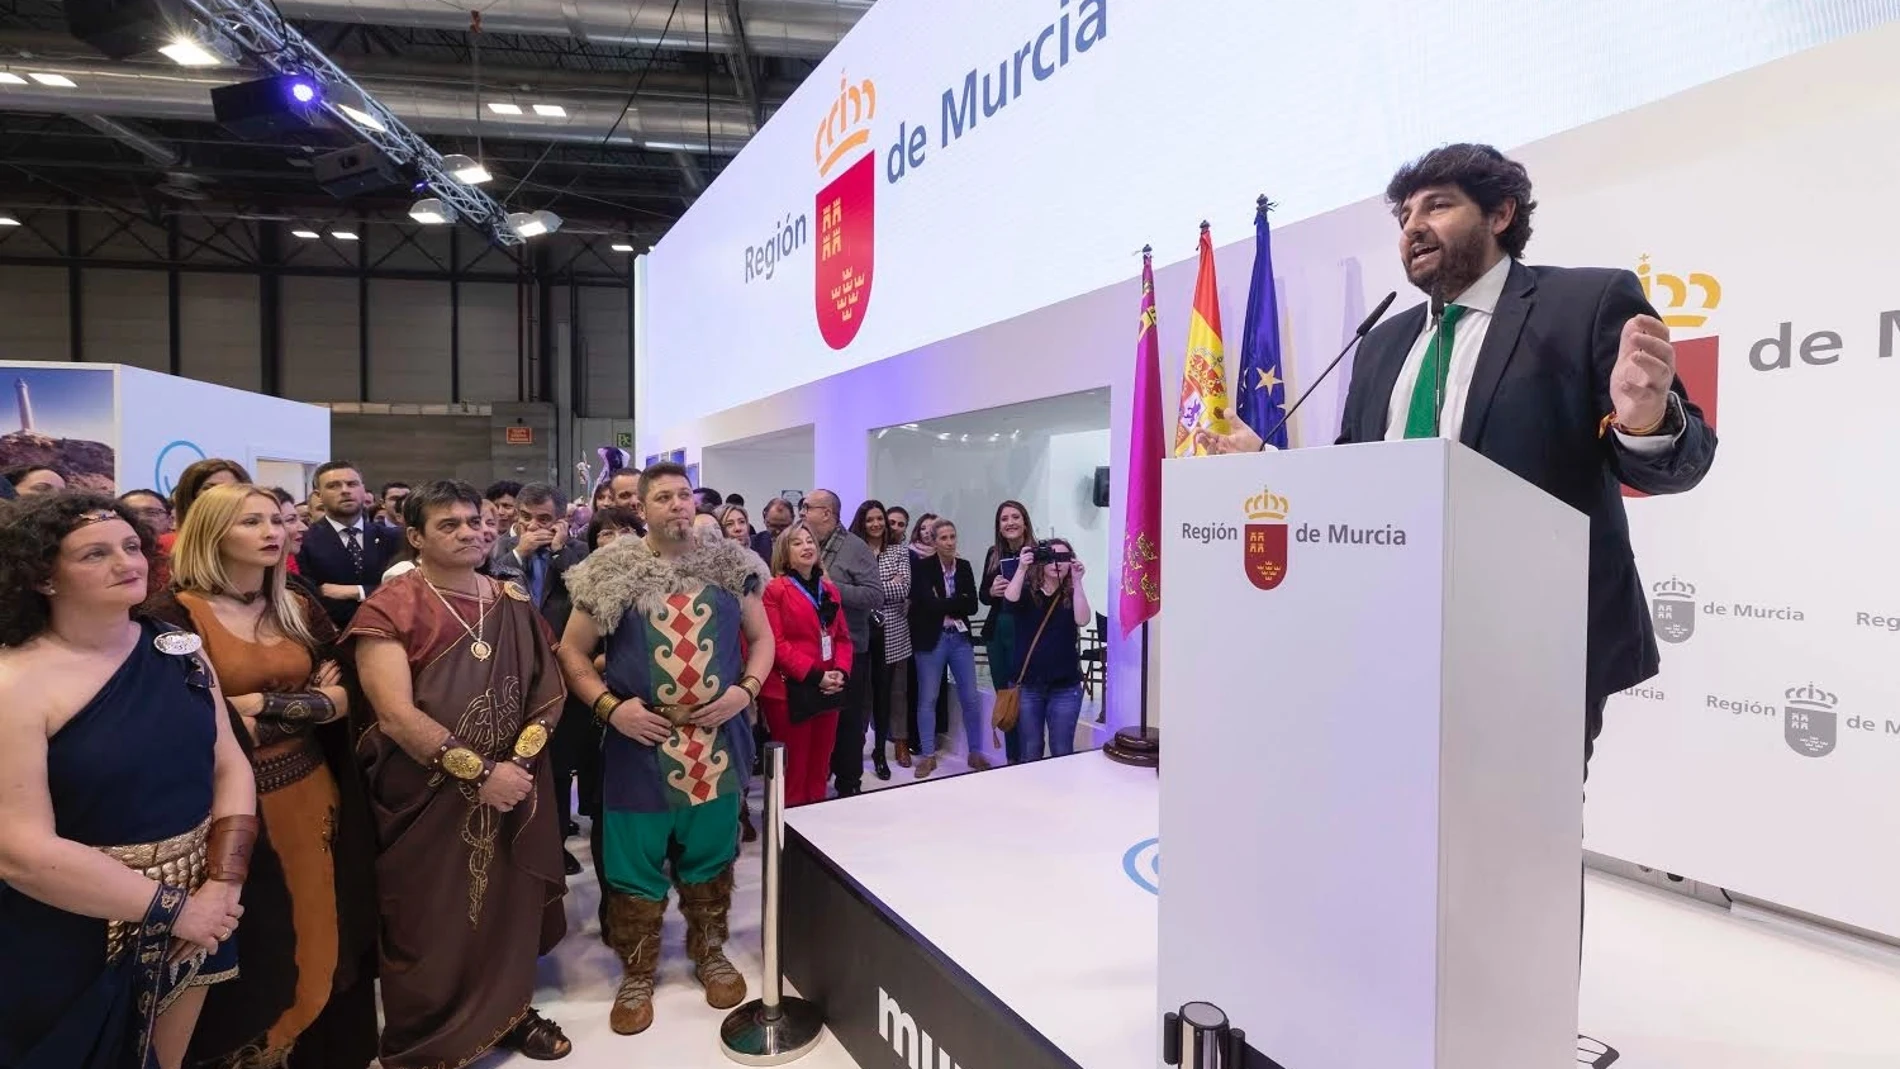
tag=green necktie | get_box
[1403,303,1469,439]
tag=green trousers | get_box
[600,792,741,901]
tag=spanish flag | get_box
[1172,223,1231,457]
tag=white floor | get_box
[470,735,1900,1069]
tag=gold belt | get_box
[99,818,209,961]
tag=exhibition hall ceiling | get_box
[0,1,873,242]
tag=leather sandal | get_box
[502,1008,573,1060]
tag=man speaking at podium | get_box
[1201,143,1716,771]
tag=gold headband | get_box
[69,508,120,530]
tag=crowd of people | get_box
[0,454,1096,1069]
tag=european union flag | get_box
[1236,196,1288,449]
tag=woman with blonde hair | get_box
[149,483,380,1069]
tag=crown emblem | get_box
[814,74,877,179]
[1636,255,1721,330]
[1243,487,1288,522]
[1651,576,1695,600]
[1785,682,1837,709]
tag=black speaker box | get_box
[1092,466,1110,508]
[313,144,405,199]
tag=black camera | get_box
[1031,540,1074,564]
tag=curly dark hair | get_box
[1385,143,1537,259]
[0,492,149,647]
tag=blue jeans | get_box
[914,631,984,758]
[1016,682,1083,761]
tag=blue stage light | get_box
[289,80,316,104]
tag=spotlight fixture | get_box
[290,80,317,104]
[290,228,319,238]
[488,102,522,115]
[0,215,21,227]
[610,243,635,253]
[508,209,563,238]
[28,73,77,87]
[408,197,449,225]
[531,103,567,118]
[158,36,223,66]
[330,230,359,241]
[441,154,491,184]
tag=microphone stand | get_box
[1256,289,1397,446]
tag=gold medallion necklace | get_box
[424,573,493,661]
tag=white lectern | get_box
[1156,438,1588,1069]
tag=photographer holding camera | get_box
[1001,537,1093,761]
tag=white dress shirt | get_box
[1382,255,1677,454]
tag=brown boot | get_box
[676,867,748,1009]
[604,892,666,1035]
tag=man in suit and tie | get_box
[298,459,403,627]
[1203,143,1716,1060]
[1205,142,1716,768]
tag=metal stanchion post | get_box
[721,742,824,1064]
[1162,1001,1248,1069]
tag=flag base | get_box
[1104,726,1160,768]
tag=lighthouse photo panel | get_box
[0,365,115,493]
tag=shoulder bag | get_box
[991,588,1063,746]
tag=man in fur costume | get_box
[557,461,774,1035]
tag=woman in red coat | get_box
[760,520,855,806]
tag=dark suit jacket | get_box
[297,517,404,627]
[907,556,979,654]
[1337,260,1716,726]
[488,539,588,638]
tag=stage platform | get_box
[783,753,1159,1069]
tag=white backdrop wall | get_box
[700,428,817,523]
[643,0,1900,430]
[635,23,1900,938]
[117,366,330,495]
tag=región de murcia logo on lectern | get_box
[1241,487,1290,591]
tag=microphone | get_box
[1428,287,1448,436]
[1258,290,1397,446]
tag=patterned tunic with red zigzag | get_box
[565,534,768,814]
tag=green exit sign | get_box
[615,432,633,448]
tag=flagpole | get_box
[1105,621,1159,767]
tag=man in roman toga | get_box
[345,480,575,1065]
[558,461,775,1037]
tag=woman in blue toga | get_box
[0,493,257,1069]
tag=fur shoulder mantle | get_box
[565,533,771,634]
